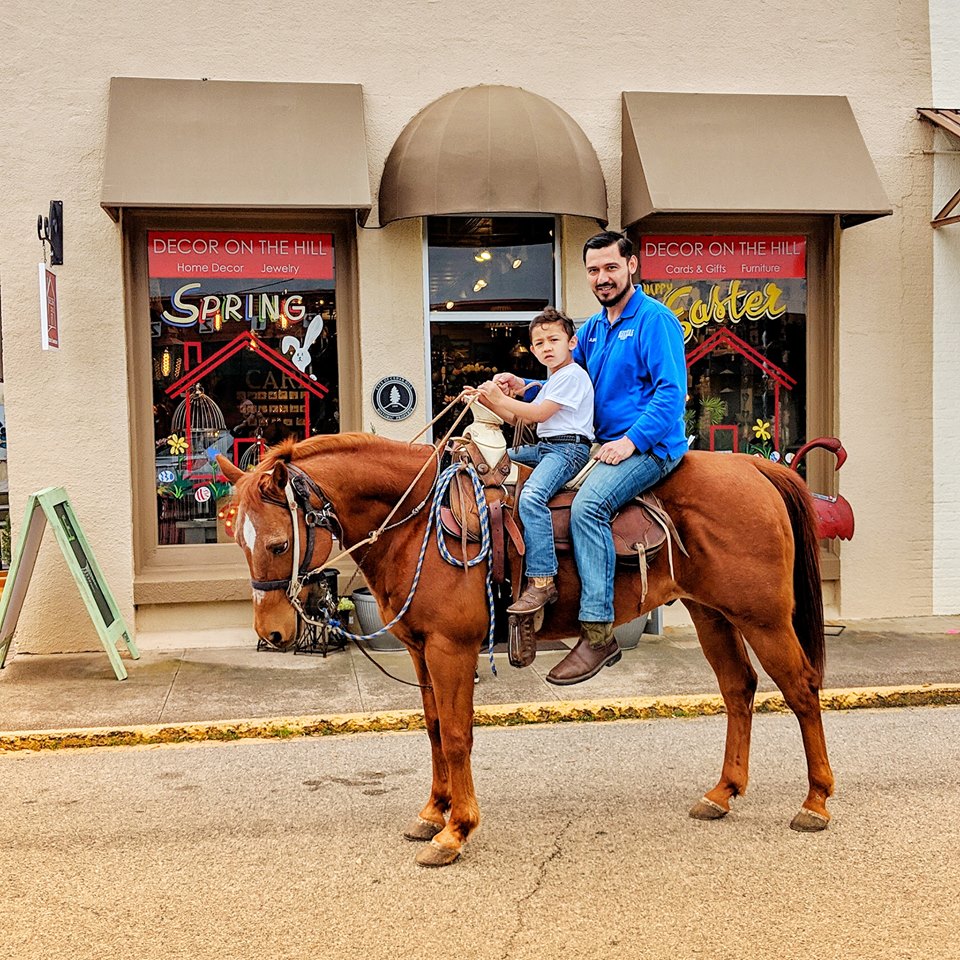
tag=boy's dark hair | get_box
[582,230,633,262]
[529,306,576,339]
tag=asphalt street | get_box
[1,707,958,960]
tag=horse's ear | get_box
[258,460,289,502]
[216,454,244,484]
[272,460,289,489]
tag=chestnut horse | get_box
[218,432,833,867]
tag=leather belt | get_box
[541,434,592,445]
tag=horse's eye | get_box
[270,541,289,556]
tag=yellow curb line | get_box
[1,683,959,753]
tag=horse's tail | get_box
[753,459,825,687]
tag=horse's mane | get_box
[260,431,389,469]
[233,433,435,513]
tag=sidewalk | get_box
[1,616,959,745]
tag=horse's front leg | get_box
[402,646,449,843]
[415,633,481,867]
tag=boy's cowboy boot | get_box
[545,621,620,685]
[507,581,558,615]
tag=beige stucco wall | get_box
[930,0,960,615]
[0,0,934,652]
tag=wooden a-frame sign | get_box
[0,487,139,680]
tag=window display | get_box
[149,231,339,545]
[640,235,807,466]
[427,217,556,437]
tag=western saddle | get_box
[441,405,687,666]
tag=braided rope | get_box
[291,461,498,675]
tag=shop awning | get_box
[101,78,371,221]
[621,92,891,228]
[378,85,607,225]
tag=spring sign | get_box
[148,231,334,328]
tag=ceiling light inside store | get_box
[474,250,492,262]
[473,279,487,292]
[512,258,522,269]
[445,301,455,310]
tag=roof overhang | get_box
[378,85,607,225]
[917,109,960,227]
[621,92,892,229]
[101,78,371,221]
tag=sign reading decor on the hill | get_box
[0,487,139,681]
[372,376,417,422]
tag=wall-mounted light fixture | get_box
[37,201,63,265]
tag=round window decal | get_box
[372,376,417,422]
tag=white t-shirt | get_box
[534,362,595,440]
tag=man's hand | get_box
[492,372,525,397]
[594,437,636,465]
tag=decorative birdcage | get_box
[239,438,265,471]
[170,385,227,462]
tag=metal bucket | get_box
[351,588,405,651]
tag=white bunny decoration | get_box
[281,315,324,379]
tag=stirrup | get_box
[507,607,544,668]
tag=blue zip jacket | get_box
[572,286,688,459]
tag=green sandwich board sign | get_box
[0,487,139,680]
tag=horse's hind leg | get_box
[415,634,481,867]
[684,600,758,821]
[735,616,835,831]
[402,647,449,843]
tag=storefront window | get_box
[639,235,807,466]
[148,231,339,545]
[427,216,556,435]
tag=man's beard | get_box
[593,282,631,307]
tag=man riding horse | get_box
[494,231,688,685]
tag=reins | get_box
[247,392,499,688]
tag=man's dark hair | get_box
[582,230,633,262]
[529,306,576,339]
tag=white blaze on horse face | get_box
[241,512,259,554]
[252,588,267,606]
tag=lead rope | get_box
[313,392,480,577]
[288,460,497,687]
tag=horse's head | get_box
[217,452,336,649]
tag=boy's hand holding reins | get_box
[492,372,527,397]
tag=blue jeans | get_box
[571,450,683,622]
[510,441,592,578]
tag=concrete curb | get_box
[1,684,959,753]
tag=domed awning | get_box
[378,85,607,225]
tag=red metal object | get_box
[789,437,854,540]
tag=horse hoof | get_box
[415,840,462,867]
[403,817,444,842]
[689,797,728,820]
[790,807,830,832]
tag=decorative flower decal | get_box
[751,419,771,442]
[167,434,188,455]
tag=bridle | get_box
[249,462,342,598]
[243,452,444,689]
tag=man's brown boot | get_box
[545,621,620,686]
[507,579,558,615]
